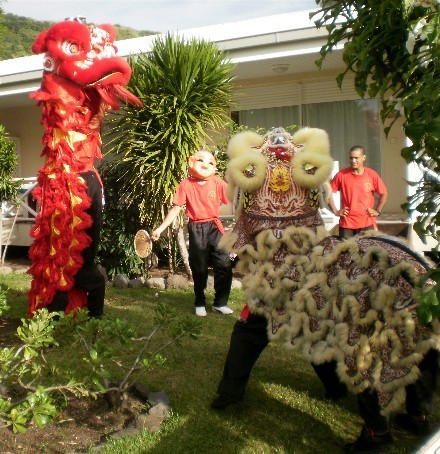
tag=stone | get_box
[0,266,13,274]
[231,279,242,289]
[165,274,191,289]
[135,413,161,432]
[145,277,166,289]
[148,390,171,406]
[148,402,171,419]
[113,274,130,288]
[207,275,214,289]
[128,277,145,288]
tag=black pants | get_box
[357,348,440,432]
[216,313,343,400]
[339,225,374,238]
[49,171,105,317]
[188,221,232,308]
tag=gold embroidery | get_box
[269,165,290,192]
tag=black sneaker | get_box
[210,395,240,410]
[344,425,393,452]
[394,413,430,436]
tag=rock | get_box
[105,427,141,441]
[231,279,242,289]
[148,390,171,407]
[145,277,166,289]
[114,274,130,288]
[135,413,162,432]
[0,266,13,274]
[128,277,145,288]
[148,402,171,419]
[166,274,191,289]
[207,275,214,289]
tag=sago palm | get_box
[104,33,235,273]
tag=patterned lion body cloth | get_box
[220,127,439,415]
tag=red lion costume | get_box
[28,19,142,315]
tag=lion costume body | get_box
[220,127,439,415]
[28,19,142,315]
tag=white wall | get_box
[0,105,44,177]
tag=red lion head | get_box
[32,19,142,108]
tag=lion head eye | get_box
[43,56,55,72]
[62,41,81,55]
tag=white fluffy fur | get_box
[289,127,332,188]
[291,151,334,189]
[227,131,263,159]
[291,127,330,156]
[226,151,268,192]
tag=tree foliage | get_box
[0,125,20,203]
[102,34,235,272]
[312,0,439,252]
[312,0,439,320]
[105,33,235,226]
[0,12,156,61]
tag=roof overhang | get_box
[0,9,344,109]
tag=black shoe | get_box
[394,413,430,436]
[210,395,240,410]
[344,426,393,452]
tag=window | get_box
[233,99,382,174]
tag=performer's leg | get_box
[80,171,103,265]
[47,291,69,313]
[344,389,393,452]
[338,227,354,239]
[188,222,209,309]
[211,313,269,409]
[395,348,439,435]
[311,360,347,400]
[74,264,106,318]
[210,227,232,309]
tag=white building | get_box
[0,9,431,252]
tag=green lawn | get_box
[0,272,434,453]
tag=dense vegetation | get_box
[0,13,156,60]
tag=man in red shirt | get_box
[151,150,233,317]
[328,145,388,238]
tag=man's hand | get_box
[151,230,160,241]
[367,208,380,217]
[339,206,349,217]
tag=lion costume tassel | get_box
[28,18,142,315]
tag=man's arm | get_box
[327,195,349,217]
[151,205,182,240]
[367,191,388,217]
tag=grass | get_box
[0,271,435,453]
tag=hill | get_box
[0,13,157,61]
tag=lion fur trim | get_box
[291,151,334,189]
[288,128,332,188]
[227,130,264,159]
[230,223,440,415]
[291,127,330,156]
[226,151,268,193]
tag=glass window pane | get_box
[235,106,300,131]
[302,99,381,173]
